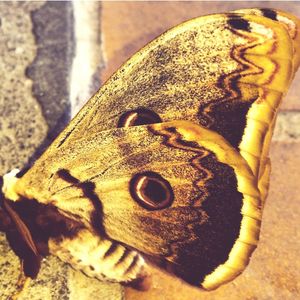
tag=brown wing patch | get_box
[145,123,243,285]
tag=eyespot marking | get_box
[261,8,277,21]
[228,17,251,32]
[117,108,162,128]
[130,171,174,210]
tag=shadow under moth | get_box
[0,7,299,296]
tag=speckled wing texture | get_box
[2,9,299,290]
[49,10,298,179]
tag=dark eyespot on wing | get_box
[227,16,251,32]
[117,108,162,128]
[130,171,174,210]
[260,8,277,21]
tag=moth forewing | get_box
[234,8,300,70]
[43,12,295,174]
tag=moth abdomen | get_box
[48,228,146,283]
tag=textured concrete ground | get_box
[0,2,121,300]
[0,1,299,300]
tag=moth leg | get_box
[7,265,31,300]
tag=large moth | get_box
[0,7,299,295]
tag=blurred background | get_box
[0,1,299,299]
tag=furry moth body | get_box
[0,8,299,291]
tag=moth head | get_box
[0,170,84,280]
[0,173,42,279]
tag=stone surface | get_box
[273,112,300,142]
[0,2,71,299]
[0,1,47,174]
[0,234,23,298]
[26,1,74,136]
[70,1,102,116]
[68,270,123,300]
[0,2,121,299]
[0,239,71,300]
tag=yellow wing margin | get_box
[234,9,300,203]
[227,13,293,179]
[152,121,262,290]
[235,8,300,71]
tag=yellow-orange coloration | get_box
[1,8,299,292]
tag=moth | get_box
[0,8,299,294]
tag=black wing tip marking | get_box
[227,16,251,32]
[260,8,278,21]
